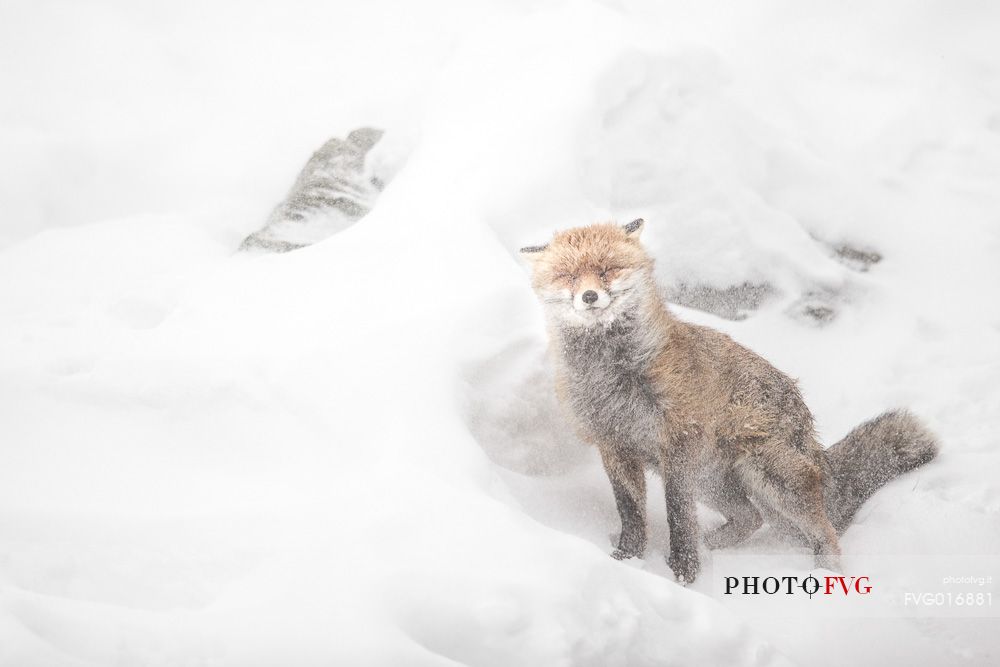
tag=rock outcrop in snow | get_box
[239,127,385,252]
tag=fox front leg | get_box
[664,464,700,584]
[602,450,647,560]
[610,476,647,559]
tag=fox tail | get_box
[824,409,938,532]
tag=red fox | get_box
[520,220,938,583]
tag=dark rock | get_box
[786,290,839,325]
[239,127,385,253]
[832,244,882,272]
[665,281,776,321]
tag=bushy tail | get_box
[824,409,938,532]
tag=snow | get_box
[2,0,1000,664]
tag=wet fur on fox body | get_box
[521,221,938,584]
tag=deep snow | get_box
[2,1,1000,665]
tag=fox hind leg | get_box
[703,470,763,550]
[737,450,842,571]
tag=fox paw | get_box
[611,547,641,560]
[703,527,729,550]
[668,550,700,584]
[610,531,645,561]
[815,554,843,573]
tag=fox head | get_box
[520,219,654,327]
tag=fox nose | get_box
[581,290,599,305]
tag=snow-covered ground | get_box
[2,1,999,664]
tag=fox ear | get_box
[622,218,645,237]
[519,244,549,261]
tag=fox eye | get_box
[553,272,576,282]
